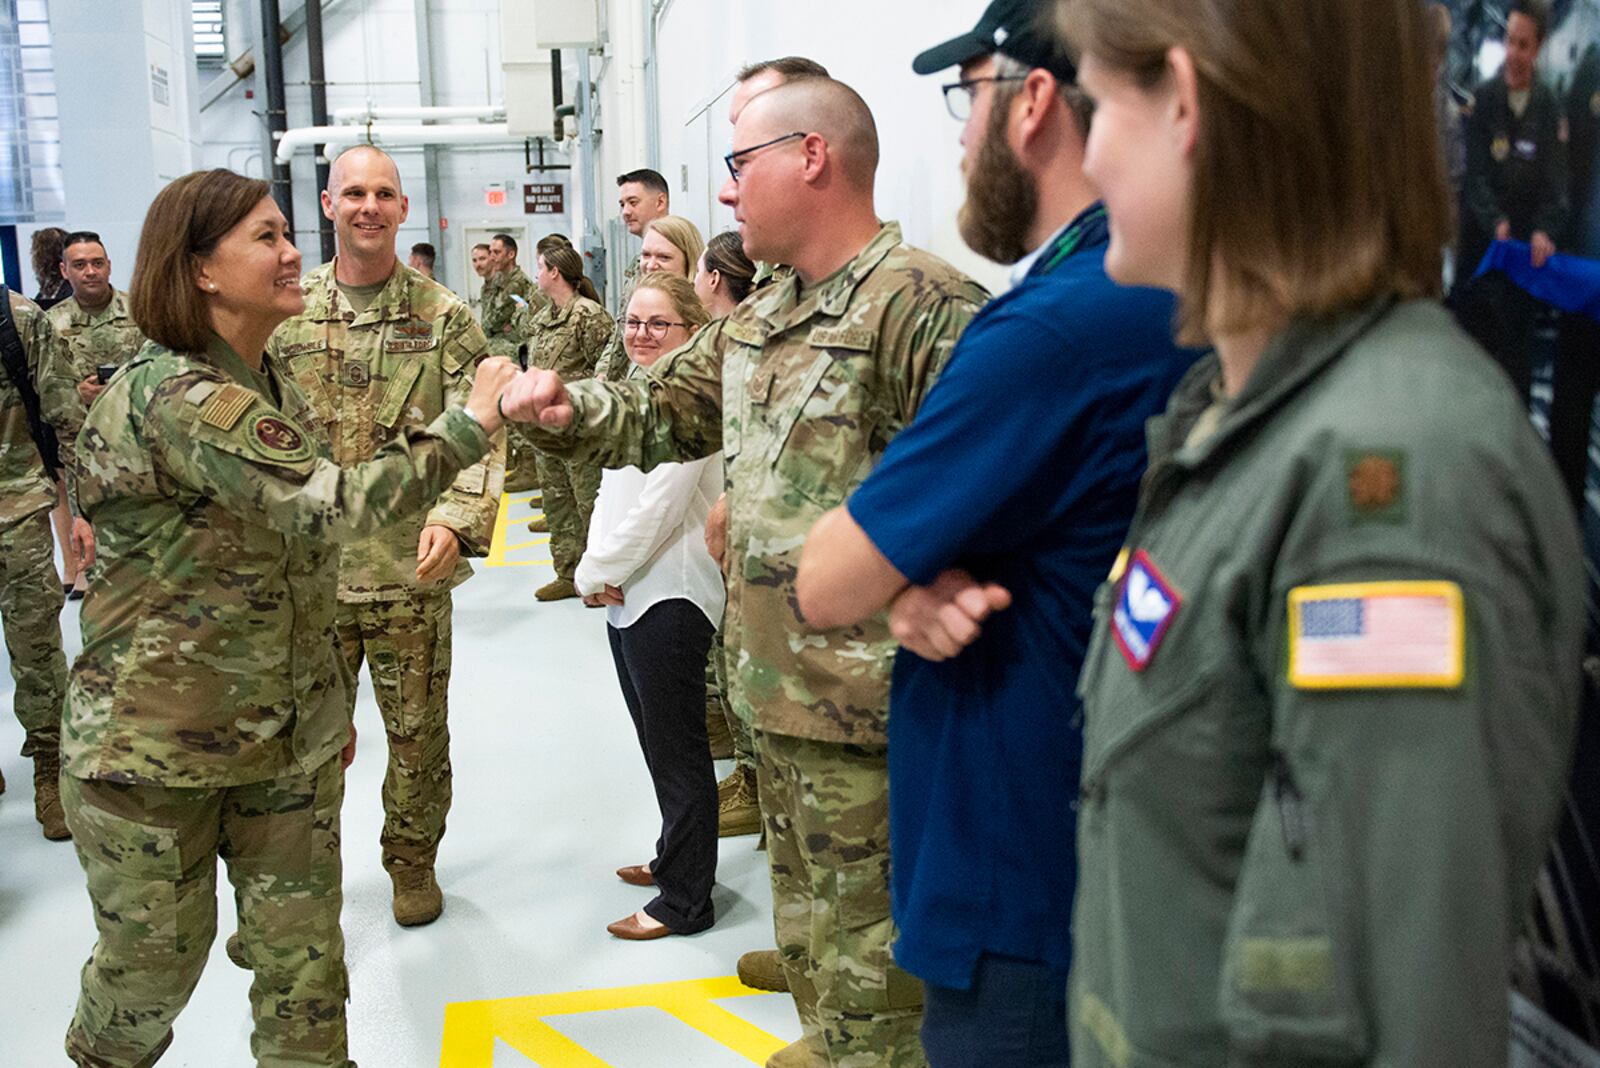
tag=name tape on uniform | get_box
[1287,581,1464,690]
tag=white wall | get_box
[47,0,200,284]
[621,0,1008,294]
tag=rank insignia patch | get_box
[1345,449,1405,522]
[249,415,312,461]
[1288,581,1464,690]
[1111,550,1181,672]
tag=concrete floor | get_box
[0,492,799,1067]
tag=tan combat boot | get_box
[527,514,548,533]
[33,750,69,841]
[737,948,789,992]
[535,579,578,602]
[392,867,444,927]
[706,705,735,760]
[764,1037,821,1067]
[718,767,760,837]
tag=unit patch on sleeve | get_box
[1111,550,1181,673]
[1287,581,1464,690]
[247,415,314,462]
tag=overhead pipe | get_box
[551,50,564,141]
[331,104,505,124]
[259,0,295,232]
[275,122,524,165]
[304,0,334,262]
[576,48,605,304]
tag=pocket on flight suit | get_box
[833,853,923,1014]
[65,779,191,964]
[363,607,437,740]
[1217,760,1370,1065]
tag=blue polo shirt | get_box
[846,204,1198,990]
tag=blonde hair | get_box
[641,215,705,279]
[1063,0,1449,345]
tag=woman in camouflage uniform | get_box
[58,169,513,1068]
[525,243,614,601]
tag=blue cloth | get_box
[1474,240,1600,321]
[846,204,1198,990]
[920,953,1071,1068]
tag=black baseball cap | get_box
[912,0,1077,84]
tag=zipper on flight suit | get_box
[1272,749,1307,862]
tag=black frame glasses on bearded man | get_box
[941,76,1027,121]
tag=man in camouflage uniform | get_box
[40,232,147,479]
[482,234,545,493]
[504,79,986,1068]
[480,233,544,361]
[595,168,671,382]
[0,288,72,840]
[266,146,505,927]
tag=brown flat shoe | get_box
[606,911,675,941]
[616,863,655,887]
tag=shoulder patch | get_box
[246,414,315,462]
[1345,449,1405,522]
[1287,581,1464,690]
[199,383,257,431]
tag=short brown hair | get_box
[630,271,710,334]
[1063,0,1449,344]
[130,169,271,353]
[1510,0,1549,42]
[737,56,830,83]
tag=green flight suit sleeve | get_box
[422,305,505,556]
[525,317,725,473]
[144,372,492,543]
[1215,436,1583,1063]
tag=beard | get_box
[957,98,1039,266]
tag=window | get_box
[192,1,225,65]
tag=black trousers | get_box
[607,599,718,933]
[920,953,1072,1067]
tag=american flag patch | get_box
[1287,582,1464,689]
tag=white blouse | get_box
[574,453,726,630]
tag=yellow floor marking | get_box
[486,493,548,569]
[439,976,786,1067]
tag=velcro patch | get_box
[1288,581,1464,689]
[807,325,875,351]
[1111,550,1180,672]
[247,415,314,462]
[199,384,257,431]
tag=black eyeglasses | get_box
[624,317,688,339]
[723,131,809,180]
[941,76,1028,121]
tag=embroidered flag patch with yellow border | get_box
[1287,581,1464,690]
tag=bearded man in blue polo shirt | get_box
[795,1,1199,1063]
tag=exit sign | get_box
[484,186,508,208]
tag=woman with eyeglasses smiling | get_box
[577,272,725,942]
[524,243,615,602]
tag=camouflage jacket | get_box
[525,294,613,382]
[41,289,147,472]
[597,257,641,382]
[0,290,64,526]
[481,265,544,344]
[266,261,505,603]
[528,223,986,744]
[64,336,490,787]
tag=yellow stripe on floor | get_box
[486,493,550,569]
[439,976,785,1066]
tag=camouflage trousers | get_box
[1,508,67,756]
[708,628,754,771]
[335,593,453,873]
[534,450,600,582]
[61,758,353,1068]
[504,429,542,493]
[754,729,926,1067]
